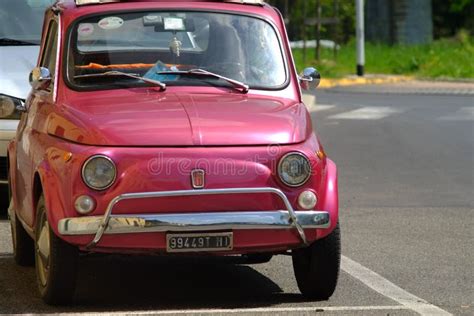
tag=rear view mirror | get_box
[146,16,195,32]
[29,67,52,90]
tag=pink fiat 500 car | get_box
[6,0,339,305]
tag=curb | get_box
[319,75,413,89]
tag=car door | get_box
[15,18,58,227]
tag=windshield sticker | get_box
[78,23,94,37]
[98,17,124,30]
[164,17,185,31]
[143,15,162,26]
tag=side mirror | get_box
[29,67,52,90]
[299,67,321,91]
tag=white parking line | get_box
[52,306,411,316]
[438,107,474,121]
[329,106,401,120]
[341,255,451,316]
[310,104,336,112]
[302,94,316,111]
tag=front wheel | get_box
[292,223,341,300]
[35,195,79,305]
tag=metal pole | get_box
[316,0,322,61]
[356,0,365,76]
[302,0,307,64]
[333,0,339,59]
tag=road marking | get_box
[438,107,474,121]
[51,306,411,315]
[341,255,451,316]
[310,104,336,112]
[302,94,316,111]
[329,106,401,120]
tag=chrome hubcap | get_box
[36,212,50,286]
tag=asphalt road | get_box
[0,86,472,315]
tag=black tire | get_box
[35,195,79,305]
[292,223,341,300]
[10,208,35,266]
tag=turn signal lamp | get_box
[298,191,318,210]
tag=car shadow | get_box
[0,254,309,313]
[0,186,8,219]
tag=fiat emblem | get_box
[191,169,205,189]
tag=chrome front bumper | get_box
[57,188,331,249]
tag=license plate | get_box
[166,232,233,253]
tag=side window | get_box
[40,20,58,89]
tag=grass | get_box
[292,37,474,79]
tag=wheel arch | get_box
[6,151,11,198]
[32,172,43,217]
[6,140,16,202]
[33,161,67,237]
[32,163,53,228]
[318,158,339,239]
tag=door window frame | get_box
[38,18,59,95]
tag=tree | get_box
[267,0,355,43]
[267,0,473,42]
[432,0,474,38]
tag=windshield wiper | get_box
[0,38,37,46]
[74,71,166,90]
[157,69,249,93]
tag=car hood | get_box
[0,46,39,99]
[48,92,311,146]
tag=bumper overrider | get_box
[58,187,331,250]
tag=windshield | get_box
[66,11,287,90]
[0,0,54,45]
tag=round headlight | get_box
[278,152,311,187]
[82,155,116,190]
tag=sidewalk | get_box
[319,75,412,89]
[318,75,474,95]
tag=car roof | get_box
[52,0,281,27]
[73,0,265,6]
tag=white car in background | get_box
[0,0,53,189]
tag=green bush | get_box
[293,38,474,79]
